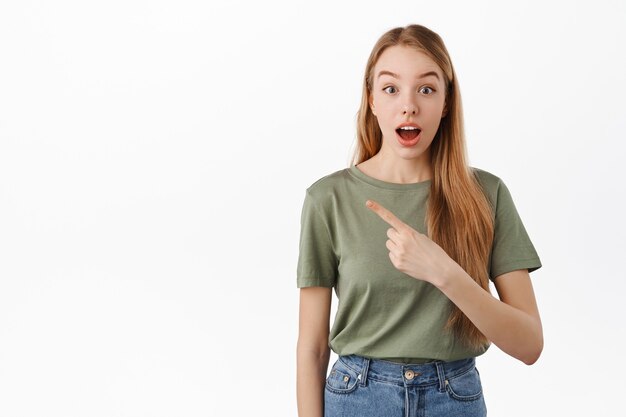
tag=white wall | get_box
[1,0,624,415]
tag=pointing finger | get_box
[365,199,408,232]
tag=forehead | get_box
[373,45,443,82]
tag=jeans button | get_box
[404,370,414,380]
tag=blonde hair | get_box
[351,24,495,351]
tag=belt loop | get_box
[359,356,370,387]
[435,361,446,392]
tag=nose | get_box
[402,94,418,115]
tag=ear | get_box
[369,95,376,115]
[441,102,448,118]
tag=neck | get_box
[367,147,433,184]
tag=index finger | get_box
[365,199,408,231]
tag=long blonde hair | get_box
[352,24,495,351]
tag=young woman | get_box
[296,24,543,417]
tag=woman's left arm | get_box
[365,198,544,365]
[436,266,543,365]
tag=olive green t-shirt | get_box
[296,164,542,363]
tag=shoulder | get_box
[469,166,509,207]
[304,167,351,202]
[470,166,503,189]
[470,166,508,192]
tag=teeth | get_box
[399,126,419,130]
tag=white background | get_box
[1,1,625,416]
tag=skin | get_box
[360,46,542,365]
[297,43,543,417]
[365,199,543,365]
[362,44,448,183]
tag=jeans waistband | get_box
[338,354,476,390]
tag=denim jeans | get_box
[324,354,487,417]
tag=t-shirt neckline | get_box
[348,164,432,191]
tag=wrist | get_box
[435,260,462,290]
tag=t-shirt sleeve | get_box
[296,189,338,288]
[489,179,542,281]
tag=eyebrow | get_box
[377,70,440,81]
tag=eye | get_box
[383,86,397,94]
[420,86,435,95]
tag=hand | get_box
[365,199,457,286]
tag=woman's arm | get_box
[364,199,543,365]
[436,266,543,365]
[296,287,332,417]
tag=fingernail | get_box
[366,200,372,207]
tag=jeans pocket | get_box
[445,366,483,401]
[325,358,360,394]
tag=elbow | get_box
[522,350,541,366]
[297,341,331,362]
[522,333,543,366]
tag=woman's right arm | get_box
[296,286,332,417]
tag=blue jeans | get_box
[324,354,487,417]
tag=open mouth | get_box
[396,126,421,141]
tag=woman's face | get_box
[369,45,448,162]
